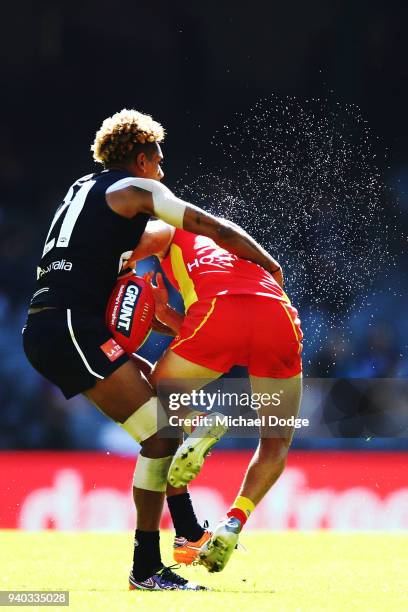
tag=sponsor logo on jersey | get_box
[116,282,141,337]
[37,259,73,279]
[100,338,125,362]
[186,252,236,272]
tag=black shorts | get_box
[23,309,129,399]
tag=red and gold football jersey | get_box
[161,229,288,311]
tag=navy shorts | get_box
[23,309,129,399]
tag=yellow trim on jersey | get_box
[170,243,198,311]
[281,289,291,304]
[171,298,217,350]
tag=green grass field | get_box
[1,530,407,611]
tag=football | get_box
[105,273,155,354]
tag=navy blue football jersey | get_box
[30,170,150,313]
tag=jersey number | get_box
[42,177,95,257]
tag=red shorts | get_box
[169,294,303,378]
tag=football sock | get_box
[227,495,256,527]
[132,530,162,581]
[167,491,205,541]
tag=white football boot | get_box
[167,412,228,487]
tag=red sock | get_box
[227,507,248,526]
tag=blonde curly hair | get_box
[91,109,165,166]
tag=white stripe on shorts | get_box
[66,309,104,380]
[32,287,49,299]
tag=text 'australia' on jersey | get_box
[30,170,150,313]
[160,229,288,311]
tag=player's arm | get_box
[106,179,282,283]
[123,223,183,334]
[152,304,183,335]
[126,220,174,267]
[183,207,283,287]
[151,316,178,336]
[148,272,183,335]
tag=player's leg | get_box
[200,374,302,573]
[167,482,212,565]
[130,354,213,562]
[87,368,207,589]
[151,347,223,403]
[232,373,302,505]
[152,349,227,488]
[152,350,224,560]
[24,310,206,589]
[85,360,179,580]
[231,296,303,508]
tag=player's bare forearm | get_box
[183,207,283,282]
[107,183,283,283]
[151,316,178,337]
[217,223,280,274]
[154,305,183,335]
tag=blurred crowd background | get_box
[1,1,407,451]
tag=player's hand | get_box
[144,272,183,334]
[144,271,169,312]
[121,250,137,271]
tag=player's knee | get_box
[132,430,178,493]
[141,432,179,458]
